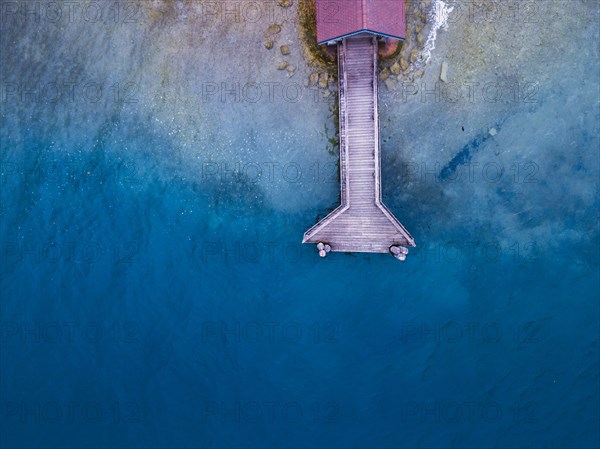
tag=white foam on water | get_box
[414,0,454,70]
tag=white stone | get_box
[440,61,449,83]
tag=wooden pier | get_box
[303,35,415,256]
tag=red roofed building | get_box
[316,0,406,45]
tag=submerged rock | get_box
[410,49,418,63]
[385,78,397,91]
[318,73,329,89]
[277,61,288,70]
[379,67,390,80]
[264,40,274,50]
[308,72,319,86]
[267,24,282,34]
[280,45,290,56]
[390,62,401,75]
[400,58,409,71]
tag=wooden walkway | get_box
[303,35,416,254]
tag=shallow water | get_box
[1,1,599,448]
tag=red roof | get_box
[316,0,406,44]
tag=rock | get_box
[264,40,274,50]
[398,254,406,261]
[319,250,327,258]
[267,23,281,34]
[280,45,290,56]
[410,49,419,63]
[277,61,288,70]
[390,246,401,255]
[324,244,331,253]
[415,70,424,78]
[317,242,325,251]
[416,24,423,34]
[390,62,401,75]
[385,78,396,92]
[308,72,319,86]
[489,128,498,136]
[417,32,424,46]
[379,67,390,80]
[400,246,409,255]
[400,58,409,71]
[286,64,296,76]
[279,0,293,7]
[440,61,449,82]
[323,90,332,99]
[318,73,329,89]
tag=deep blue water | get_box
[1,1,600,448]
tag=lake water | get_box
[1,1,599,448]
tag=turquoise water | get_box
[1,1,599,448]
